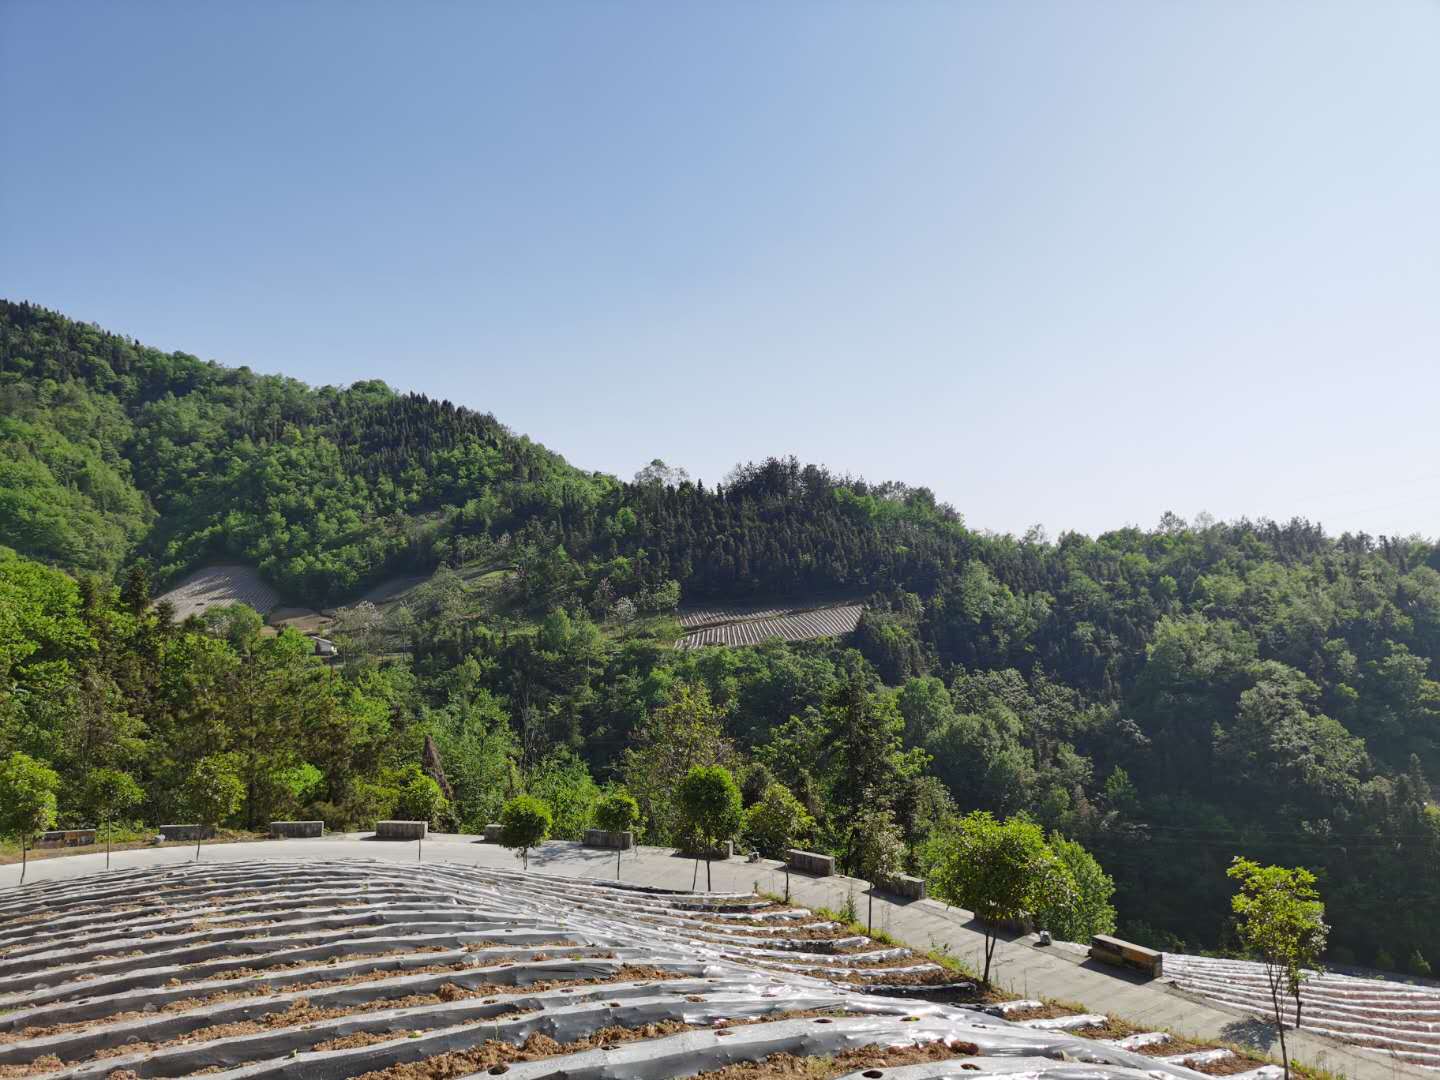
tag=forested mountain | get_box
[4,298,1440,974]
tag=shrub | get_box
[500,794,552,870]
[745,782,814,858]
[593,789,640,834]
[394,769,447,827]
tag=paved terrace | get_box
[0,834,1416,1080]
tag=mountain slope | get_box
[6,298,1440,970]
[0,299,600,602]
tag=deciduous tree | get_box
[184,755,244,861]
[677,764,743,891]
[932,812,1074,984]
[500,794,552,870]
[0,752,60,884]
[83,767,143,869]
[1228,857,1329,1078]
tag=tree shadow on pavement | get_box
[1221,1016,1278,1051]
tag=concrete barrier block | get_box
[375,820,428,840]
[681,839,733,860]
[892,874,926,900]
[160,824,214,842]
[270,820,324,839]
[582,829,634,850]
[36,829,97,849]
[483,823,503,842]
[785,848,835,876]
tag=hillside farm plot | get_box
[154,564,281,621]
[0,859,1218,1080]
[1165,952,1440,1069]
[678,601,864,649]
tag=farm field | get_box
[677,601,864,649]
[153,564,281,620]
[0,857,1219,1080]
[1164,952,1440,1069]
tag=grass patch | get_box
[0,829,266,866]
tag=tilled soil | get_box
[686,1041,985,1079]
[1134,1040,1254,1076]
[0,967,681,1072]
[347,1009,877,1080]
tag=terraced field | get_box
[0,859,1229,1080]
[1166,952,1440,1069]
[677,602,864,649]
[154,565,281,621]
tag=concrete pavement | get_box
[0,834,1417,1080]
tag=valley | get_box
[3,299,1440,993]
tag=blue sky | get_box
[3,1,1437,538]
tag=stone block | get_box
[375,820,428,840]
[35,829,97,849]
[160,824,214,842]
[270,820,324,839]
[681,839,733,860]
[785,848,835,876]
[583,828,634,850]
[892,874,926,900]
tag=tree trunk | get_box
[196,834,202,861]
[1269,973,1290,1080]
[983,932,996,985]
[1294,991,1302,1029]
[105,812,111,870]
[522,846,528,871]
[706,856,712,892]
[19,837,27,885]
[616,847,621,880]
[868,888,874,932]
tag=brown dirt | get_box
[0,1057,61,1080]
[999,1003,1080,1022]
[1069,1016,1143,1041]
[687,1041,985,1079]
[1135,1044,1254,1076]
[349,1023,696,1079]
[316,1030,424,1052]
[806,965,951,987]
[0,967,679,1063]
[1190,1054,1262,1076]
[353,1021,980,1080]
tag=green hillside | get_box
[3,298,1440,973]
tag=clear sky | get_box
[3,2,1437,539]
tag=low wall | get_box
[375,820,428,840]
[891,874,926,900]
[985,914,1035,935]
[270,821,324,839]
[582,829,634,850]
[786,848,835,876]
[680,839,733,860]
[160,824,214,842]
[36,829,96,849]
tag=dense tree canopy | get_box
[4,300,1440,973]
